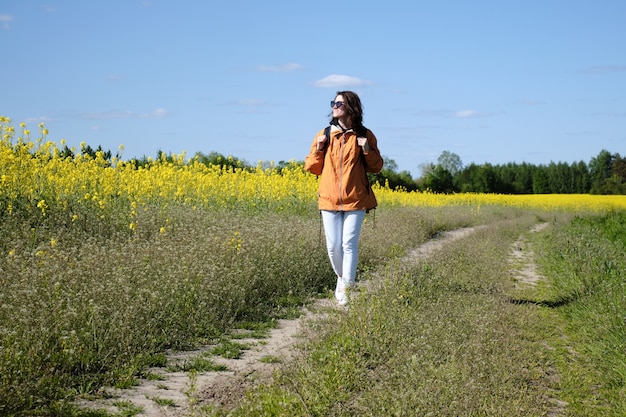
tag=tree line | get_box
[419,149,625,195]
[67,144,625,195]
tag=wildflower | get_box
[50,238,57,248]
[37,200,48,216]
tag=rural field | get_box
[1,118,625,416]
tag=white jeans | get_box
[321,210,366,288]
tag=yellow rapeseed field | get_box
[2,117,625,223]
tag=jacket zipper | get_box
[338,132,345,209]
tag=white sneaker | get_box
[335,277,348,306]
[336,289,348,306]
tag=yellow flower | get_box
[50,238,58,248]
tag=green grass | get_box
[150,396,177,407]
[260,356,282,364]
[2,201,624,416]
[167,356,228,373]
[527,210,626,416]
[210,339,249,359]
[222,210,626,416]
[228,215,555,416]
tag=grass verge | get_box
[0,204,491,415]
[526,210,626,416]
[227,213,563,416]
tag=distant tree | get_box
[532,167,550,194]
[454,163,478,193]
[422,165,455,193]
[195,151,248,170]
[58,144,75,160]
[369,156,418,191]
[476,164,500,193]
[589,149,625,194]
[589,149,613,183]
[572,160,591,193]
[81,144,113,161]
[512,162,535,194]
[611,154,626,181]
[437,151,463,176]
[382,156,399,172]
[454,163,500,193]
[419,162,435,178]
[275,160,304,172]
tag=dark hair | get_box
[329,90,364,129]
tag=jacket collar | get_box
[330,118,353,134]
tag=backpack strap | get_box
[324,126,331,143]
[325,123,367,141]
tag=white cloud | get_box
[415,109,493,119]
[138,107,169,118]
[454,110,480,118]
[313,74,372,88]
[238,98,266,106]
[451,110,494,119]
[24,116,54,124]
[584,65,626,75]
[0,14,14,29]
[257,63,303,72]
[80,110,132,120]
[76,108,169,120]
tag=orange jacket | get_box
[304,125,384,211]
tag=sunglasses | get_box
[330,101,345,108]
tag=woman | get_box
[304,91,384,305]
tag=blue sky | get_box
[2,1,625,176]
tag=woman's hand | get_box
[316,134,327,151]
[357,136,370,153]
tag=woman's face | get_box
[332,94,346,119]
